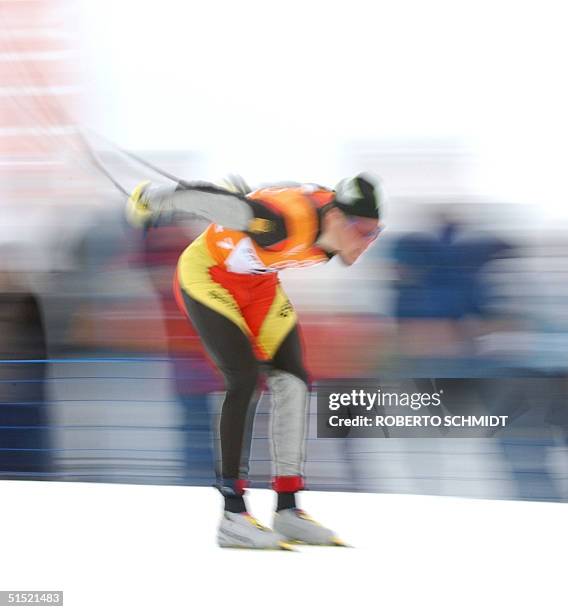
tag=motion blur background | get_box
[1,0,567,500]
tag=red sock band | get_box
[234,479,249,496]
[272,476,305,493]
[219,478,249,496]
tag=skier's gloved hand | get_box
[125,181,176,229]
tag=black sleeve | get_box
[244,199,288,248]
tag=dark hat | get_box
[334,173,381,219]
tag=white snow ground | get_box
[1,481,564,612]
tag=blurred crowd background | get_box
[1,0,567,501]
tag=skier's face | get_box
[318,208,382,264]
[335,215,382,265]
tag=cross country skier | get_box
[126,174,382,549]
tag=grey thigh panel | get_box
[267,369,309,477]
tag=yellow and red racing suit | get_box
[174,184,334,361]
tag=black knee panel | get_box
[223,362,260,396]
[271,327,309,385]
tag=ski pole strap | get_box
[78,130,130,196]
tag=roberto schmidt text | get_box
[328,415,509,428]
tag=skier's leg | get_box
[180,291,259,501]
[267,326,310,500]
[178,290,294,548]
[265,322,346,546]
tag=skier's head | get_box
[319,173,383,265]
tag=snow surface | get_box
[1,481,564,612]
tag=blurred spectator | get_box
[140,224,219,484]
[391,207,512,370]
[0,265,51,478]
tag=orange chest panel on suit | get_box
[204,185,334,275]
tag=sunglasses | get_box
[346,219,383,240]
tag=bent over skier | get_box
[126,174,382,549]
